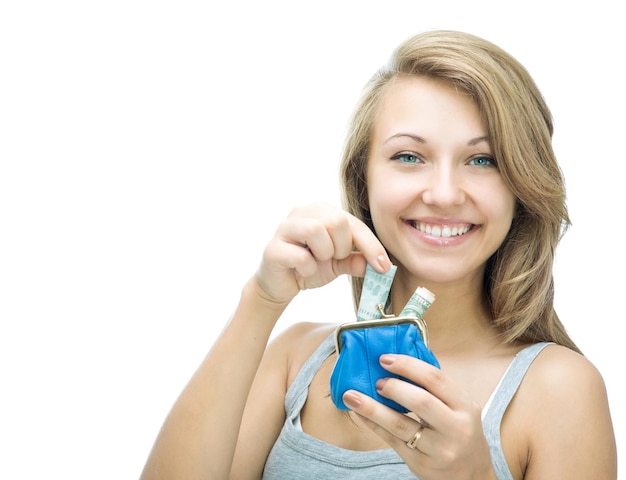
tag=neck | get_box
[390,275,500,355]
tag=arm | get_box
[522,346,617,479]
[139,203,391,480]
[229,321,337,479]
[139,278,288,480]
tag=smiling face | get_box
[366,76,516,289]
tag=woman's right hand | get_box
[254,202,391,307]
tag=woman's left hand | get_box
[342,354,497,480]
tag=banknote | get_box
[356,263,397,321]
[399,286,435,319]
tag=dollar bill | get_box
[356,263,397,321]
[399,286,436,319]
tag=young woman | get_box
[140,30,617,479]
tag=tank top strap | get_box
[482,342,553,480]
[284,333,336,419]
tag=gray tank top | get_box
[262,333,551,479]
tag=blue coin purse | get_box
[329,313,439,413]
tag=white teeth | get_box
[414,222,471,237]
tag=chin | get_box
[396,260,483,288]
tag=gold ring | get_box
[406,425,424,450]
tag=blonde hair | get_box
[340,30,579,352]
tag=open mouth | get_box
[407,221,474,238]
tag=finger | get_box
[373,376,445,430]
[342,390,431,455]
[378,355,472,423]
[263,237,318,276]
[345,213,391,272]
[310,208,354,260]
[298,209,376,264]
[276,203,390,273]
[277,206,356,262]
[333,251,368,278]
[274,217,332,258]
[278,207,389,272]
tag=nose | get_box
[421,164,466,207]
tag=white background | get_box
[1,1,623,478]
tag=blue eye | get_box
[391,152,422,164]
[469,156,496,167]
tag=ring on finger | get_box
[406,425,424,450]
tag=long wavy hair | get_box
[340,30,579,352]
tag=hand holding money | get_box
[254,202,391,307]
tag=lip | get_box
[403,218,479,246]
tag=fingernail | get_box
[375,378,388,391]
[343,391,362,408]
[377,254,390,271]
[380,354,395,366]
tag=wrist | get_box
[241,275,291,316]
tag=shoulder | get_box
[266,322,337,386]
[511,344,617,477]
[521,343,607,402]
[268,321,336,354]
[517,344,609,418]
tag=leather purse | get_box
[329,308,439,413]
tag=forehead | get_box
[372,75,485,141]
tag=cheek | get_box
[366,176,396,236]
[489,187,517,232]
[367,175,409,220]
[367,164,415,211]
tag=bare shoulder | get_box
[519,344,611,421]
[511,344,617,478]
[524,344,605,392]
[266,321,337,385]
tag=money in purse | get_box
[329,264,440,412]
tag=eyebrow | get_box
[383,133,426,145]
[468,135,490,146]
[383,133,490,146]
